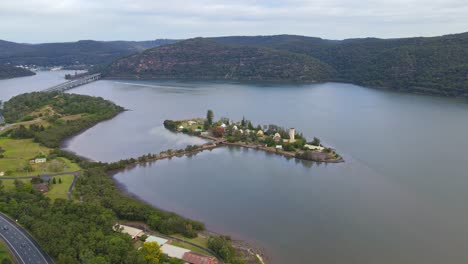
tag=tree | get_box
[311,137,321,146]
[241,116,246,127]
[48,160,64,173]
[52,177,56,184]
[1,258,12,264]
[139,242,161,264]
[23,163,34,173]
[59,177,62,184]
[206,110,214,126]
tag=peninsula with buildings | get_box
[163,110,343,163]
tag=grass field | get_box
[170,240,213,256]
[0,240,13,263]
[46,174,74,200]
[0,138,79,177]
[171,234,214,256]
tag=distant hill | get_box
[210,33,468,97]
[0,39,178,66]
[104,38,337,82]
[0,64,35,79]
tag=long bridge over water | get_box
[43,73,102,92]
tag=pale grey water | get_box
[3,72,468,263]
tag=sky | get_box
[1,0,467,43]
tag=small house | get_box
[35,158,47,163]
[182,252,217,264]
[114,224,144,239]
[275,145,283,149]
[33,183,49,193]
[232,125,238,130]
[0,172,4,177]
[304,144,325,151]
[187,120,197,126]
[178,126,184,131]
[29,159,36,164]
[238,129,244,134]
[273,133,282,142]
[256,130,264,136]
[220,123,226,128]
[214,126,225,137]
[161,244,190,259]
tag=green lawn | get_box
[170,240,213,256]
[170,234,215,256]
[0,138,80,177]
[46,174,74,200]
[172,234,209,248]
[0,240,14,263]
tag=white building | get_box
[161,244,190,259]
[304,144,325,151]
[114,224,144,239]
[289,128,295,143]
[187,120,197,126]
[35,158,47,163]
[273,133,282,142]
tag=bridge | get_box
[43,73,101,92]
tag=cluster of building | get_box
[116,224,216,264]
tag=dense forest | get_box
[211,33,468,96]
[0,39,178,66]
[107,32,467,97]
[104,38,337,82]
[0,64,35,79]
[2,92,125,148]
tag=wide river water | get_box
[2,71,468,263]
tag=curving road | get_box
[0,213,52,264]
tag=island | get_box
[163,110,343,163]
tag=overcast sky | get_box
[1,0,467,43]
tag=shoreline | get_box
[111,171,269,263]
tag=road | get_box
[0,213,52,264]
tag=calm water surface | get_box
[3,72,468,263]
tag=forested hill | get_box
[0,39,178,66]
[0,64,35,79]
[211,32,468,97]
[104,38,337,82]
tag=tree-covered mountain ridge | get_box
[210,32,468,96]
[104,38,337,82]
[0,64,35,79]
[0,39,178,66]
[106,32,468,97]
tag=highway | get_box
[0,213,52,264]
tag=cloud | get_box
[0,0,467,42]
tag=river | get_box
[2,71,468,263]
